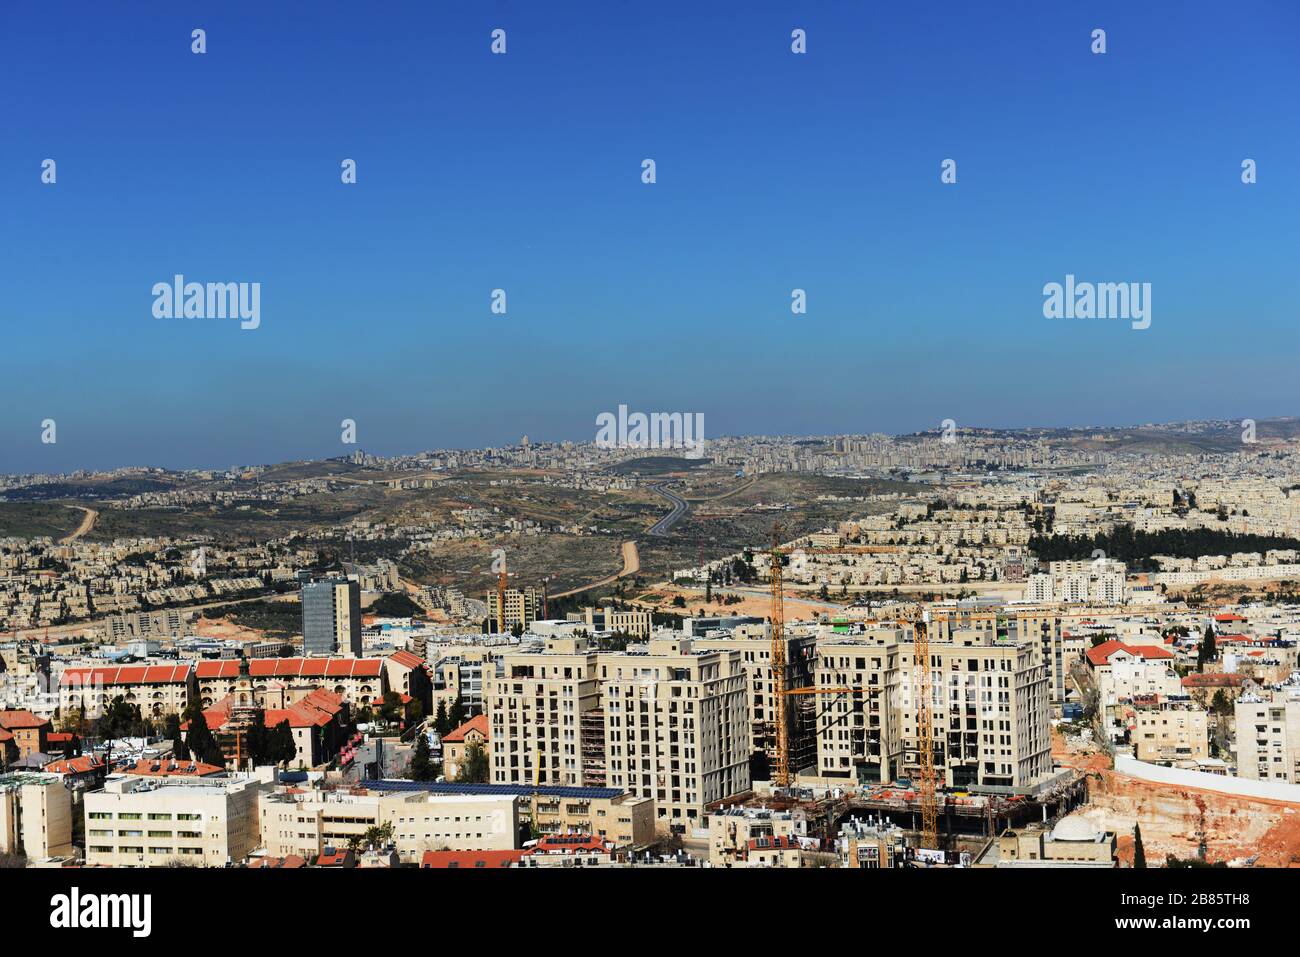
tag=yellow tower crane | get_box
[910,612,940,851]
[768,526,878,789]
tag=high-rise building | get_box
[301,578,362,657]
[815,626,1052,790]
[485,587,540,633]
[487,635,750,833]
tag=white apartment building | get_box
[1235,696,1300,783]
[84,772,269,867]
[816,626,1053,790]
[1028,560,1127,605]
[0,772,73,860]
[259,787,518,864]
[488,636,750,831]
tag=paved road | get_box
[648,485,688,537]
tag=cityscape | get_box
[6,418,1300,877]
[4,0,1293,938]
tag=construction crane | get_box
[910,611,940,851]
[768,526,877,789]
[496,563,508,635]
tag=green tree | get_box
[1198,624,1217,672]
[433,700,450,736]
[165,713,190,761]
[185,711,225,767]
[378,691,404,727]
[448,697,467,730]
[409,734,439,781]
[456,740,489,783]
[270,720,297,765]
[1133,824,1146,868]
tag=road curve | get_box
[550,541,641,599]
[648,485,688,537]
[60,506,98,545]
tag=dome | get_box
[1051,814,1101,842]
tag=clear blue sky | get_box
[3,0,1298,472]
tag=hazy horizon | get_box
[5,0,1298,474]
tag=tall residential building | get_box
[486,587,541,633]
[1235,696,1300,783]
[599,637,749,832]
[692,631,818,775]
[302,578,362,657]
[815,626,1052,790]
[487,636,750,832]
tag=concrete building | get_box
[488,635,750,831]
[1132,707,1209,763]
[486,587,540,633]
[84,772,269,867]
[58,665,195,719]
[693,632,818,775]
[706,804,806,867]
[442,714,489,781]
[1235,696,1300,783]
[195,657,384,709]
[0,772,73,861]
[582,606,653,639]
[366,780,655,849]
[975,815,1117,867]
[302,578,363,657]
[258,786,518,864]
[815,625,1053,790]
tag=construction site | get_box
[711,530,1300,867]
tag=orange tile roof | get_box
[0,709,49,730]
[195,658,383,680]
[43,755,106,775]
[1085,641,1175,666]
[388,650,424,670]
[60,665,191,687]
[249,854,306,869]
[442,714,489,743]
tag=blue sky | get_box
[3,0,1298,472]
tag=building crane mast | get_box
[768,525,877,790]
[764,526,941,852]
[912,612,940,851]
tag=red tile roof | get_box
[0,709,50,730]
[524,835,611,856]
[748,835,800,851]
[422,849,525,869]
[442,714,489,743]
[60,665,192,687]
[191,688,344,733]
[43,755,105,775]
[249,855,306,869]
[1085,641,1174,666]
[1214,613,1247,622]
[388,650,424,670]
[195,658,383,680]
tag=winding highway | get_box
[647,485,688,537]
